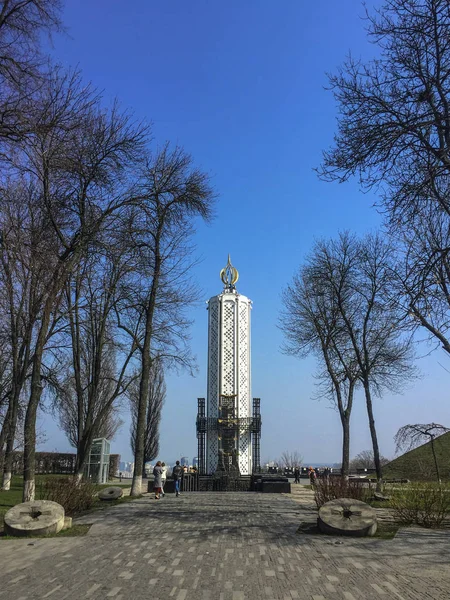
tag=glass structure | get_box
[84,438,110,484]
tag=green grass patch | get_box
[0,475,135,533]
[0,523,92,540]
[0,476,31,530]
[97,482,132,489]
[92,493,141,510]
[373,523,399,539]
[367,499,394,509]
[383,431,450,482]
[70,493,142,520]
[53,524,91,537]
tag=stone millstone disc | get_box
[373,491,391,501]
[318,498,377,537]
[98,487,123,501]
[4,500,65,537]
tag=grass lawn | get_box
[97,481,133,489]
[0,524,92,540]
[373,523,399,539]
[0,476,32,529]
[0,475,135,538]
[383,431,450,481]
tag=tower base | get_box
[200,475,252,492]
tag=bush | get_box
[314,477,372,508]
[390,483,450,528]
[38,477,98,516]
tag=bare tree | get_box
[0,0,63,144]
[394,422,449,483]
[0,1,62,76]
[50,234,140,480]
[330,233,416,482]
[394,210,450,356]
[130,359,165,470]
[319,0,450,226]
[0,329,10,473]
[0,181,53,490]
[279,450,303,469]
[349,450,390,472]
[0,0,64,491]
[55,371,124,451]
[8,68,148,501]
[286,232,416,484]
[318,0,450,361]
[120,145,215,497]
[280,261,360,477]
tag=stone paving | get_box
[0,491,449,599]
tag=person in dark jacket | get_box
[172,460,183,497]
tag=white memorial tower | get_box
[196,257,261,479]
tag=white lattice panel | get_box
[238,431,251,474]
[238,299,250,418]
[207,434,218,474]
[222,301,235,395]
[208,299,219,418]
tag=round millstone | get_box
[4,500,65,537]
[98,487,123,501]
[318,498,377,537]
[373,491,391,502]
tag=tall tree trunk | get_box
[131,244,161,497]
[23,360,43,501]
[130,352,150,496]
[341,417,350,478]
[22,247,81,501]
[2,386,20,490]
[363,381,382,485]
[66,274,85,460]
[340,380,354,479]
[0,409,9,477]
[22,298,54,501]
[430,437,441,484]
[322,347,354,480]
[74,432,94,482]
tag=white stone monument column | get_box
[206,256,253,475]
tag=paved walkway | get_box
[0,492,449,599]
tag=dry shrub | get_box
[390,483,450,528]
[314,477,372,508]
[39,477,98,515]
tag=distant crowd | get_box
[297,466,333,485]
[270,466,334,483]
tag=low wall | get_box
[149,473,290,493]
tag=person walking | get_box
[308,466,316,487]
[161,462,167,497]
[294,466,300,484]
[172,460,183,497]
[153,461,163,500]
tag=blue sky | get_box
[39,1,450,465]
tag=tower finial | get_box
[220,255,239,288]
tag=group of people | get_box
[152,460,186,499]
[292,466,317,484]
[292,466,332,485]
